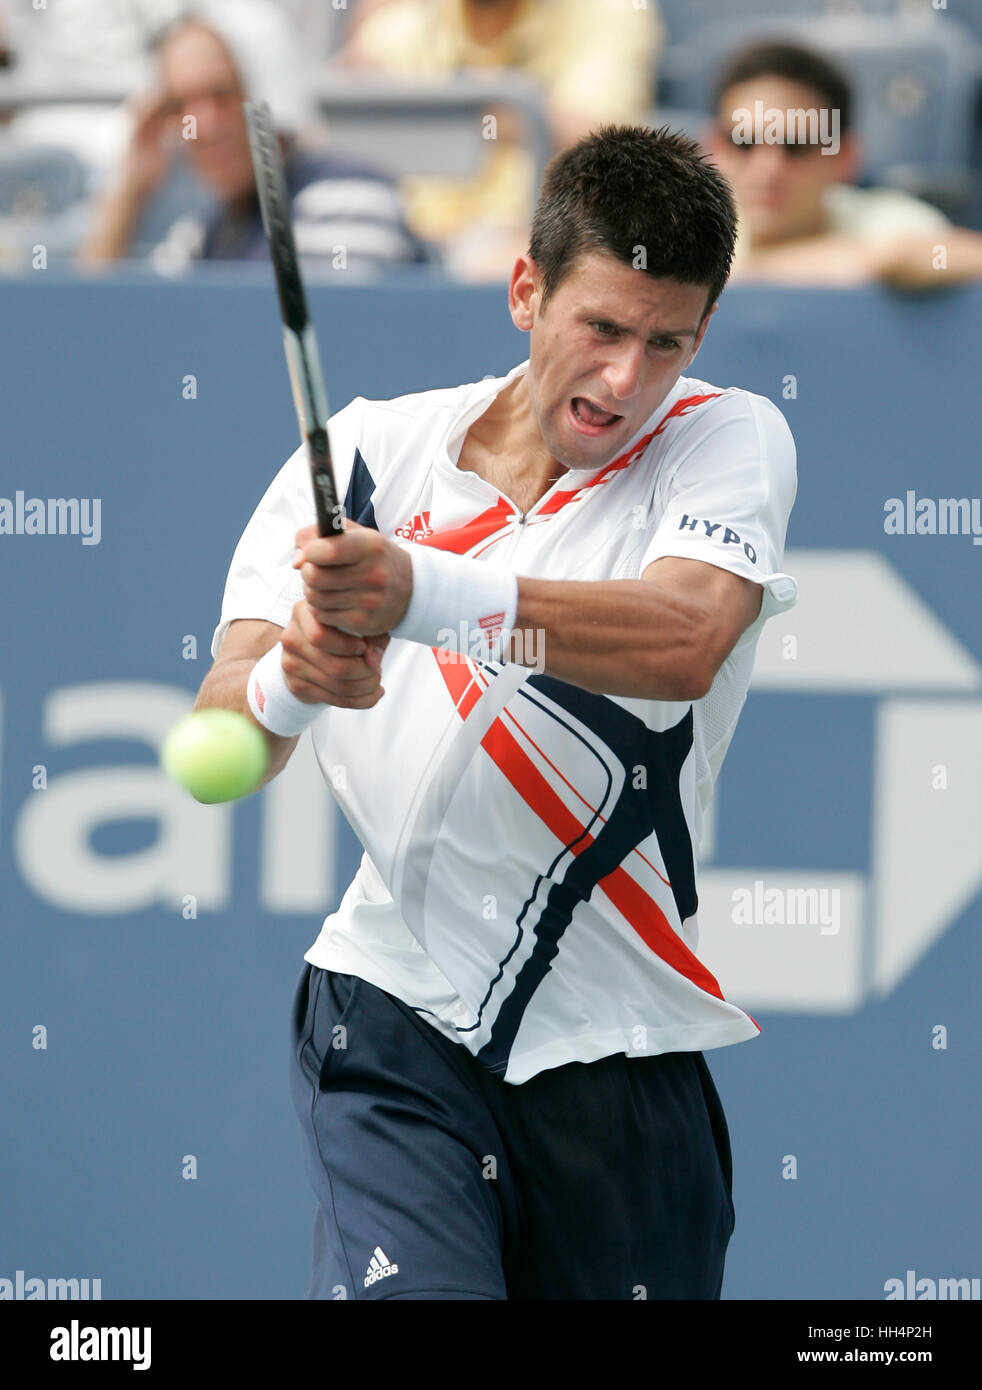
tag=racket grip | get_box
[308,427,344,536]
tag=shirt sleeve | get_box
[823,183,951,240]
[639,391,799,624]
[209,396,367,660]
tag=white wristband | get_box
[247,641,328,736]
[390,543,518,660]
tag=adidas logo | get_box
[394,511,433,541]
[364,1245,399,1288]
[478,610,505,645]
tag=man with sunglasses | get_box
[703,40,982,289]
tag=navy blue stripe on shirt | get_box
[476,684,696,1073]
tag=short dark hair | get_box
[713,41,853,135]
[527,124,737,318]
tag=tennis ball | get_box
[162,709,269,803]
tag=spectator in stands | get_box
[336,0,664,280]
[702,40,982,289]
[77,1,429,275]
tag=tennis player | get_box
[199,124,798,1300]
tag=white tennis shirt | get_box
[212,359,798,1083]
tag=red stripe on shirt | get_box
[652,391,723,435]
[414,392,723,551]
[435,654,727,1000]
[416,496,515,555]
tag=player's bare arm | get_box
[294,520,762,702]
[510,556,763,700]
[509,553,762,700]
[193,618,300,786]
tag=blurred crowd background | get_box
[2,0,982,288]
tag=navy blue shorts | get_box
[289,963,736,1300]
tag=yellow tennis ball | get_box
[162,709,269,803]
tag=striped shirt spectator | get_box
[150,146,430,275]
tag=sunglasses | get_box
[727,134,823,159]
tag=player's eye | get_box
[590,321,620,337]
[652,338,681,351]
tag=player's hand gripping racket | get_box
[244,99,343,537]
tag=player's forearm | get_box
[508,576,711,701]
[193,659,299,785]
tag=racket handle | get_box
[308,427,344,536]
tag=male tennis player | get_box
[198,124,798,1300]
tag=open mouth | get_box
[570,397,623,435]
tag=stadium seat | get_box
[657,0,928,49]
[0,142,96,264]
[0,70,553,231]
[309,71,552,187]
[947,0,982,44]
[0,143,86,218]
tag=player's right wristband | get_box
[246,642,328,737]
[390,542,518,660]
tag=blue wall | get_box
[1,270,980,1299]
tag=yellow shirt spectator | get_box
[341,0,663,268]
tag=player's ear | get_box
[509,255,537,332]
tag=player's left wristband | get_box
[246,642,328,737]
[390,543,518,660]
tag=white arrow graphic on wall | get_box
[696,550,982,1012]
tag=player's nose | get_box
[602,340,645,402]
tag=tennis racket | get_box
[244,98,343,537]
